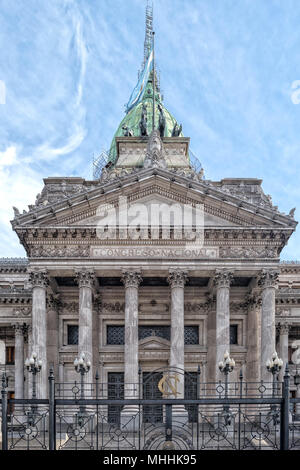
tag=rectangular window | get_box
[184,326,199,345]
[230,325,238,345]
[67,325,79,345]
[6,346,15,365]
[138,326,170,341]
[107,326,125,345]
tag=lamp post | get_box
[25,352,42,424]
[219,351,235,425]
[74,353,91,426]
[266,351,283,425]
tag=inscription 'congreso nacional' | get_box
[90,246,218,259]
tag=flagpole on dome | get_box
[152,31,155,132]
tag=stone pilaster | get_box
[75,270,95,386]
[13,323,26,399]
[167,269,188,402]
[213,269,233,382]
[29,270,49,398]
[121,270,142,400]
[258,269,279,383]
[246,293,262,384]
[277,322,290,382]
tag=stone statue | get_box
[289,208,296,218]
[139,103,148,136]
[13,206,20,217]
[122,125,133,137]
[158,103,166,139]
[171,122,182,137]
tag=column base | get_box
[120,405,140,431]
[171,405,189,426]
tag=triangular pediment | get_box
[139,336,170,350]
[11,169,296,239]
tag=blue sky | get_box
[0,0,300,259]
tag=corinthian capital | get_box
[12,323,26,335]
[75,269,95,289]
[245,292,262,310]
[28,269,49,288]
[213,269,233,289]
[257,269,279,289]
[167,269,188,289]
[277,322,290,335]
[121,270,142,288]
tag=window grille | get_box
[138,326,170,341]
[107,326,125,345]
[67,325,78,345]
[184,326,199,345]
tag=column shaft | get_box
[76,271,95,386]
[258,270,279,383]
[278,323,289,382]
[246,294,261,384]
[30,270,48,399]
[14,324,25,399]
[122,271,141,400]
[213,270,233,382]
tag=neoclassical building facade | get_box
[1,15,300,416]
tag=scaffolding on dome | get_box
[93,150,109,180]
[92,147,204,180]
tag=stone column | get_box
[213,270,233,382]
[47,294,60,382]
[13,323,25,399]
[278,322,290,382]
[121,270,142,417]
[167,269,188,404]
[246,293,262,384]
[258,269,279,383]
[29,270,49,399]
[75,270,95,387]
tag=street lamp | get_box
[219,351,235,425]
[25,352,42,424]
[74,353,91,426]
[266,351,283,425]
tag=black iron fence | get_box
[1,366,300,450]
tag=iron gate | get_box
[1,366,300,450]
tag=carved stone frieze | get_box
[101,302,125,313]
[60,302,79,314]
[219,246,278,259]
[30,245,89,258]
[184,302,210,314]
[13,307,31,317]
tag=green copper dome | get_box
[108,75,183,164]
